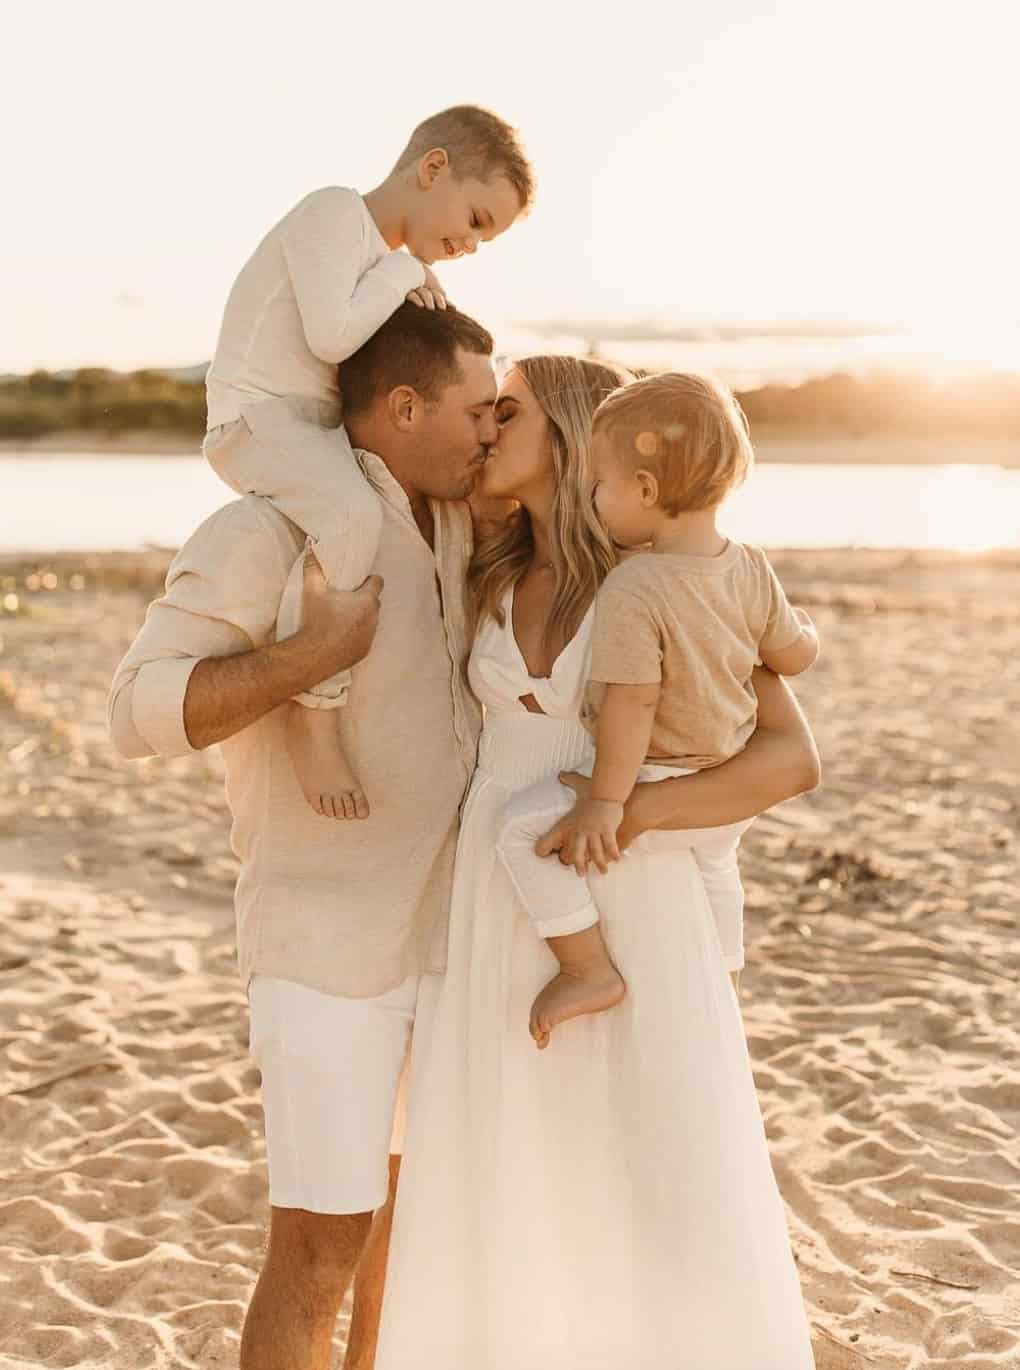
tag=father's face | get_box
[415,350,499,500]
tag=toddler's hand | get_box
[556,797,625,878]
[406,264,447,310]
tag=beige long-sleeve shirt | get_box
[205,187,427,430]
[108,454,481,998]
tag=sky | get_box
[3,0,1018,372]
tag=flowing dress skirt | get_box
[376,714,815,1369]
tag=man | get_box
[109,303,498,1370]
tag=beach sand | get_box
[0,548,1017,1369]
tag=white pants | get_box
[204,395,381,709]
[248,974,418,1214]
[496,764,751,971]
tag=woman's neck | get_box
[520,497,556,569]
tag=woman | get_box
[374,357,818,1368]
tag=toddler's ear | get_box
[636,469,660,507]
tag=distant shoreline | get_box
[2,429,1018,467]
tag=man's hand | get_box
[182,559,384,753]
[537,794,625,877]
[406,264,447,310]
[297,555,383,680]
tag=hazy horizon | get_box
[5,1,1018,375]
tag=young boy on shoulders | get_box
[204,105,534,818]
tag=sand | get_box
[0,547,1017,1369]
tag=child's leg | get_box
[497,778,625,1049]
[211,402,383,819]
[687,822,752,975]
[276,539,377,821]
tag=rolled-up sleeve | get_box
[107,498,297,759]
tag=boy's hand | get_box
[406,264,447,310]
[543,797,625,878]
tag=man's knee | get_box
[267,1206,373,1293]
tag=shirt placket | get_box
[430,505,472,770]
[358,452,472,775]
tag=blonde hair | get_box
[394,105,535,212]
[593,372,754,514]
[468,356,633,646]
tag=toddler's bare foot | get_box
[285,703,369,819]
[530,925,625,1049]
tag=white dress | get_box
[375,594,815,1370]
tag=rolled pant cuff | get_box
[291,685,349,710]
[532,902,599,939]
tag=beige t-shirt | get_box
[584,540,802,769]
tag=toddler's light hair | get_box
[592,372,753,514]
[393,105,535,212]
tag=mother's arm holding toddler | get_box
[542,665,819,854]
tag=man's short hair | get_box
[394,105,535,212]
[592,372,754,514]
[338,303,494,416]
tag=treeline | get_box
[2,365,1019,441]
[0,369,206,438]
[737,371,1020,439]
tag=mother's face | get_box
[478,367,555,501]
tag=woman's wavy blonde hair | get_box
[468,355,634,645]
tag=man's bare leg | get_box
[240,1206,372,1370]
[344,1155,401,1370]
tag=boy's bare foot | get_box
[530,925,625,1049]
[285,702,369,820]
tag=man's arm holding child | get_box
[108,501,381,759]
[183,560,381,750]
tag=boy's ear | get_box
[417,147,449,189]
[635,468,660,507]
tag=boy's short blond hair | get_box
[592,372,753,514]
[394,105,535,212]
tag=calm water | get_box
[3,455,1020,552]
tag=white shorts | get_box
[248,974,418,1214]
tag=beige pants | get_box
[204,395,381,708]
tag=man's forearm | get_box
[183,633,333,750]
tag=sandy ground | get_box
[0,547,1017,1369]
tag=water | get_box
[2,455,1019,553]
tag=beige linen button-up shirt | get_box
[108,453,481,998]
